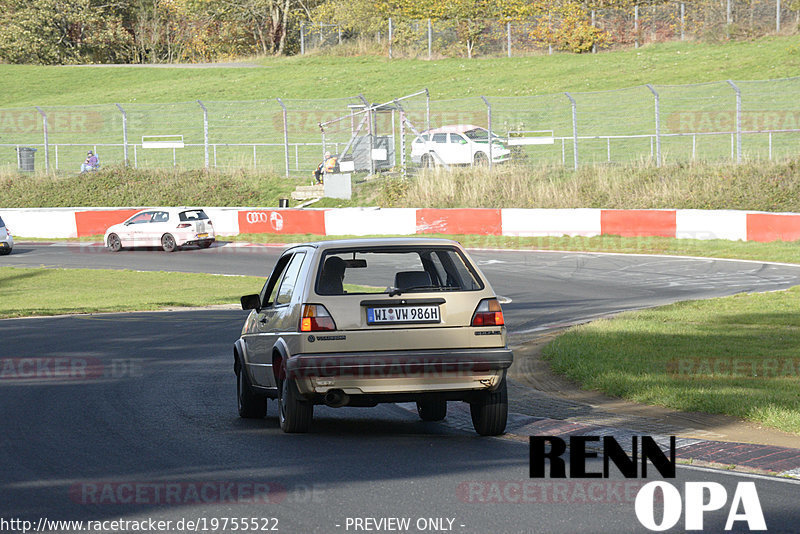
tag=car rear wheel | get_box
[107,233,122,252]
[278,377,313,433]
[161,233,177,253]
[473,152,489,166]
[416,398,447,421]
[236,363,267,418]
[198,239,213,249]
[0,248,10,256]
[470,377,508,436]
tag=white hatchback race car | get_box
[411,124,511,168]
[104,208,215,252]
[0,215,13,255]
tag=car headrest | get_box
[394,271,432,291]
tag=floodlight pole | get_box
[197,100,209,169]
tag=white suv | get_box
[411,125,511,168]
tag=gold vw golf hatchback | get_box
[234,238,513,434]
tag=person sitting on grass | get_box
[80,150,99,173]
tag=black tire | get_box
[198,239,213,249]
[470,377,508,436]
[161,233,177,253]
[278,377,313,433]
[420,153,434,168]
[473,151,489,166]
[416,398,447,421]
[236,363,267,419]
[107,233,122,252]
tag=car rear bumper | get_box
[287,347,513,396]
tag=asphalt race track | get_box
[2,243,800,533]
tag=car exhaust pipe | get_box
[324,389,349,408]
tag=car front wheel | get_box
[473,152,489,166]
[237,363,267,419]
[278,377,313,433]
[470,377,508,436]
[420,153,434,168]
[161,233,177,252]
[107,233,122,252]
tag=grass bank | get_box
[375,160,800,212]
[542,286,800,435]
[0,267,260,318]
[3,37,800,106]
[0,167,299,208]
[5,158,800,212]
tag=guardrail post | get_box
[197,100,209,169]
[634,4,639,48]
[115,103,128,166]
[277,98,290,177]
[35,107,49,171]
[727,80,741,163]
[481,96,493,169]
[777,0,781,32]
[565,93,578,170]
[646,84,661,167]
[388,18,393,59]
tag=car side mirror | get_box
[241,294,261,311]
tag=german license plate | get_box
[367,306,440,324]
[197,233,209,238]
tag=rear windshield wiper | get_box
[387,285,458,296]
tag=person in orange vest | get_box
[314,151,338,184]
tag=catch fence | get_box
[2,77,800,175]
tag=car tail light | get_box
[300,304,336,332]
[471,298,505,327]
[177,223,191,229]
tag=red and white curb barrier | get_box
[1,207,799,243]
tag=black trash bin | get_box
[16,147,36,172]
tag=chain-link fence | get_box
[299,2,798,58]
[2,76,799,174]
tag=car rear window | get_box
[315,246,484,295]
[179,210,209,221]
[0,216,4,228]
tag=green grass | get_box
[6,158,800,212]
[216,233,800,265]
[3,37,800,106]
[0,166,301,208]
[4,36,800,172]
[0,267,262,318]
[542,286,800,435]
[375,160,800,212]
